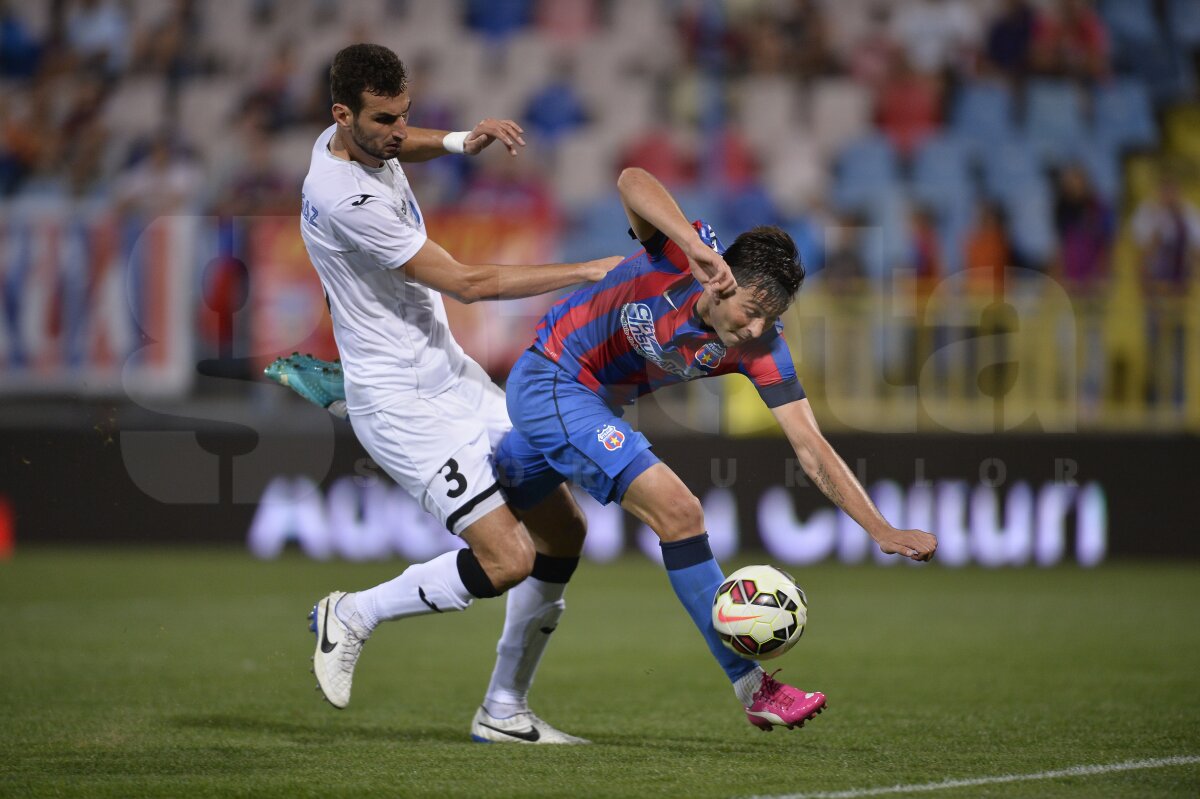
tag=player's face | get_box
[349,90,412,161]
[709,287,781,347]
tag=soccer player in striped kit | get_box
[494,167,938,730]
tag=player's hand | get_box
[464,118,526,157]
[873,528,937,562]
[585,256,624,282]
[686,244,737,299]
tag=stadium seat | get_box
[1130,41,1198,104]
[102,78,167,141]
[179,81,237,153]
[1001,178,1056,267]
[1092,79,1158,151]
[1097,0,1159,45]
[910,134,974,206]
[761,134,827,213]
[551,129,618,210]
[1023,80,1086,166]
[831,133,900,212]
[859,186,912,281]
[1068,138,1123,203]
[809,78,873,158]
[561,194,637,263]
[909,135,977,274]
[1169,0,1200,46]
[980,138,1043,202]
[734,76,802,155]
[950,79,1016,158]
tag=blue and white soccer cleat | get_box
[470,706,591,745]
[308,591,370,709]
[265,353,348,418]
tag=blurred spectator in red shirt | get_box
[1031,0,1110,81]
[618,127,696,189]
[876,52,943,158]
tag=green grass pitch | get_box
[1,550,1198,798]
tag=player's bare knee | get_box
[655,491,705,541]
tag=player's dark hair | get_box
[723,226,805,312]
[330,43,408,116]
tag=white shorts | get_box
[349,361,511,535]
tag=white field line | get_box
[745,755,1200,799]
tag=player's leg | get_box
[621,463,827,731]
[471,416,590,744]
[310,397,520,708]
[481,483,585,720]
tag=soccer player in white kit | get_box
[299,44,618,744]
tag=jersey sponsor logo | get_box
[302,193,320,227]
[597,424,625,451]
[619,302,719,379]
[350,194,375,206]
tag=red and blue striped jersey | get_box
[531,220,805,408]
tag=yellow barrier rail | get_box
[714,270,1198,434]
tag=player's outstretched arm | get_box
[400,238,621,304]
[398,119,526,162]
[616,168,737,298]
[771,399,938,562]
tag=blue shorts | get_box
[496,349,660,510]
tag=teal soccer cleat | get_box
[264,353,348,418]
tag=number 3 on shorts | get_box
[439,458,468,499]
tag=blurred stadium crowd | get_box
[1,0,1198,430]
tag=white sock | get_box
[338,550,474,632]
[482,577,567,719]
[733,666,766,707]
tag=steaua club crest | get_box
[694,342,726,370]
[597,424,625,451]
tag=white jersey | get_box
[299,124,472,413]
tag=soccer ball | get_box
[712,565,807,660]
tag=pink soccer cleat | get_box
[744,670,827,731]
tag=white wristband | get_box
[442,131,469,154]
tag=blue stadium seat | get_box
[831,133,900,213]
[1024,80,1086,166]
[980,138,1044,202]
[950,80,1016,157]
[1170,0,1200,46]
[561,195,636,263]
[1131,40,1198,103]
[1071,139,1123,203]
[1098,0,1159,45]
[855,187,912,282]
[1093,78,1158,151]
[909,135,977,273]
[910,135,975,207]
[1001,179,1056,268]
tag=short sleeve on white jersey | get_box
[328,193,427,271]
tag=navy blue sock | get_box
[661,533,758,683]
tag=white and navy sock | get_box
[337,548,499,631]
[483,552,579,719]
